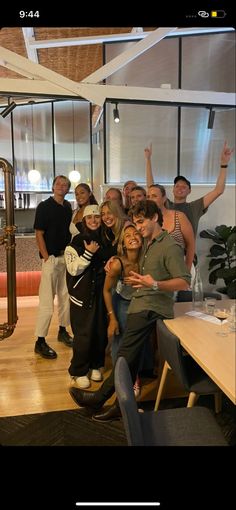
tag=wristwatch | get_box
[152,281,159,291]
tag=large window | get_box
[54,100,92,186]
[105,31,235,185]
[106,103,178,184]
[105,37,179,88]
[180,108,235,183]
[13,102,53,191]
[182,33,235,93]
[1,99,92,192]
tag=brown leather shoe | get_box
[92,402,121,422]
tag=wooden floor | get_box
[1,296,182,418]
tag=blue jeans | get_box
[112,292,154,371]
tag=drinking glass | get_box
[204,297,216,315]
[214,308,229,336]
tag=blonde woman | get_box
[103,224,142,360]
[103,224,148,400]
[100,200,129,250]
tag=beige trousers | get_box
[35,255,70,338]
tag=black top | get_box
[66,228,116,308]
[34,196,72,257]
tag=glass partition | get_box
[182,32,235,93]
[54,100,92,189]
[105,37,179,87]
[13,102,53,191]
[105,32,235,185]
[106,103,178,184]
[180,107,235,183]
[5,100,92,193]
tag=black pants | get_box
[98,310,163,402]
[69,293,107,377]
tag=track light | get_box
[0,101,17,118]
[207,108,215,129]
[113,104,120,124]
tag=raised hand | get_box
[220,141,234,166]
[144,143,152,160]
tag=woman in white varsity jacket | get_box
[65,205,116,389]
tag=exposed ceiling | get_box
[0,26,235,110]
[0,27,152,124]
[0,26,155,109]
[0,27,135,82]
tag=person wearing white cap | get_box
[65,204,114,389]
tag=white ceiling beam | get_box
[0,78,78,97]
[82,84,236,107]
[0,46,104,104]
[0,78,234,108]
[27,27,234,50]
[82,27,177,84]
[28,31,152,48]
[22,27,38,63]
[0,76,103,105]
[100,85,235,107]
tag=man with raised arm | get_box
[145,142,234,237]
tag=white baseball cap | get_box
[82,205,100,218]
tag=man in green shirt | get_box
[69,200,191,420]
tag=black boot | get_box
[57,327,73,347]
[34,338,57,359]
[92,401,121,422]
[69,387,105,411]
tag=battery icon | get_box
[211,10,226,18]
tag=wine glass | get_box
[214,308,229,336]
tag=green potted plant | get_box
[200,224,236,299]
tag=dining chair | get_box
[154,320,222,413]
[114,356,227,446]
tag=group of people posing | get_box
[33,142,233,422]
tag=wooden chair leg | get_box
[214,392,222,413]
[187,392,198,407]
[154,361,171,411]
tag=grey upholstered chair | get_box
[154,320,222,413]
[114,356,227,446]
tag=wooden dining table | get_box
[164,300,236,405]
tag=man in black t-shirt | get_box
[33,175,73,359]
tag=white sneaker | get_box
[71,376,90,389]
[90,369,103,382]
